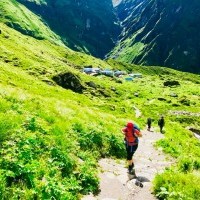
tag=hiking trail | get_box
[82,129,173,200]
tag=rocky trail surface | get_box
[82,129,174,200]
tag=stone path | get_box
[82,129,173,200]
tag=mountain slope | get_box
[0,0,63,45]
[13,0,120,58]
[0,22,129,199]
[0,22,200,199]
[110,0,200,73]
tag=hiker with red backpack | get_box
[121,122,142,177]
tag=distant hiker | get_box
[158,116,165,133]
[121,122,142,177]
[147,117,152,131]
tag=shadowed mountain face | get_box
[15,0,120,58]
[111,0,200,73]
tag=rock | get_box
[164,80,180,87]
[98,89,110,98]
[179,98,190,106]
[115,79,123,84]
[84,65,93,68]
[4,59,12,63]
[189,128,200,135]
[52,72,85,93]
[42,79,56,86]
[110,105,115,111]
[157,97,167,101]
[172,103,180,107]
[86,81,97,88]
[170,93,178,97]
[169,110,200,117]
[110,86,116,91]
[134,92,139,97]
[188,128,200,140]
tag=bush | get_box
[107,134,125,158]
[154,170,200,200]
[0,171,6,199]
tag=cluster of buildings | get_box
[83,67,142,81]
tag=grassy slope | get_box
[0,0,63,45]
[0,23,200,199]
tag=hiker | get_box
[158,116,165,133]
[147,117,152,131]
[121,122,142,177]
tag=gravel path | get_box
[82,130,173,200]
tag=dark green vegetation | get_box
[0,0,119,58]
[1,0,200,73]
[110,0,200,73]
[0,21,200,199]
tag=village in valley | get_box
[83,67,143,81]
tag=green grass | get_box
[0,0,63,45]
[0,61,127,199]
[0,22,200,199]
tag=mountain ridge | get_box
[16,0,120,58]
[110,0,200,73]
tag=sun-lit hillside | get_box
[0,20,200,200]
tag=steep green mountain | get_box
[1,21,200,199]
[0,0,63,45]
[2,0,200,73]
[110,0,200,73]
[5,0,120,58]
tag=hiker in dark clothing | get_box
[121,122,142,177]
[147,118,152,131]
[158,116,165,133]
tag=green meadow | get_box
[0,23,200,199]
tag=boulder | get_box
[110,86,116,91]
[179,98,190,106]
[52,72,85,93]
[86,81,97,89]
[42,79,56,86]
[98,89,111,98]
[189,128,200,139]
[189,128,200,135]
[134,92,139,97]
[164,80,180,87]
[158,97,167,101]
[115,79,123,84]
[172,103,180,107]
[170,93,178,97]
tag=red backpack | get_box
[123,122,140,146]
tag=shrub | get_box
[107,134,125,158]
[154,170,200,200]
